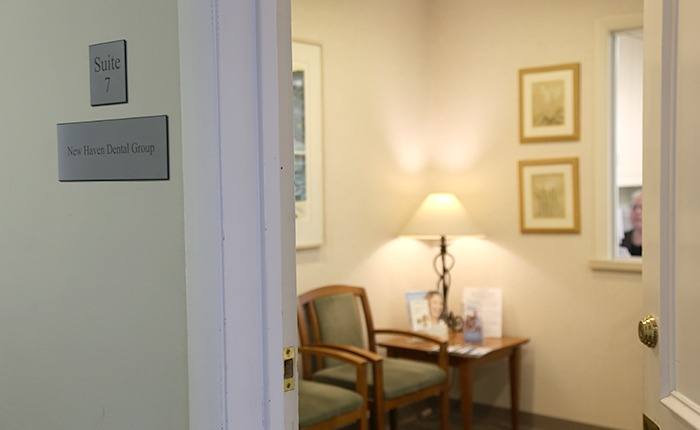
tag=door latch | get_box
[283,347,295,392]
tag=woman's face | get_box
[428,294,443,320]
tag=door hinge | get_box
[283,346,296,392]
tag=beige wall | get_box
[0,1,188,429]
[293,0,644,428]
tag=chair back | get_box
[298,285,377,374]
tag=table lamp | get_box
[400,193,481,331]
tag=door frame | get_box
[178,0,297,429]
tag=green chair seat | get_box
[299,380,363,427]
[312,357,446,400]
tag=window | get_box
[612,29,643,259]
[591,16,643,272]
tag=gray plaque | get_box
[57,115,169,181]
[90,40,128,106]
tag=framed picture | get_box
[405,291,448,338]
[519,63,580,143]
[292,41,324,249]
[519,158,580,233]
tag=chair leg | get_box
[359,408,368,430]
[439,391,450,430]
[388,408,398,430]
[373,405,385,430]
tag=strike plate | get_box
[283,347,295,392]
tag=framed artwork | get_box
[292,41,324,249]
[519,63,580,143]
[405,291,447,338]
[519,158,580,233]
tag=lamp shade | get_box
[400,193,480,239]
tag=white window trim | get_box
[591,13,644,274]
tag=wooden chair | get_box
[298,285,450,430]
[299,345,369,430]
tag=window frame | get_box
[591,14,644,273]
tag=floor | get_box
[340,402,611,430]
[397,404,520,430]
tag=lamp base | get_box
[442,310,463,332]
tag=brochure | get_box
[462,287,503,338]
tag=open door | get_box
[642,0,700,428]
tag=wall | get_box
[0,2,188,429]
[292,0,436,308]
[427,1,643,428]
[293,0,646,428]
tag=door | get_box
[179,0,298,428]
[642,0,700,428]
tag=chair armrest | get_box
[373,328,449,370]
[299,345,367,367]
[373,328,448,346]
[299,346,369,398]
[319,344,384,363]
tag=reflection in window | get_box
[612,29,643,258]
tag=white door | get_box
[643,0,700,428]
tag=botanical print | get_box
[532,173,566,218]
[519,63,579,143]
[519,157,580,234]
[532,79,565,127]
[292,70,307,216]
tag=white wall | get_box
[0,2,188,429]
[293,0,644,428]
[292,0,436,304]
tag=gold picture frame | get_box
[519,63,580,143]
[519,158,580,234]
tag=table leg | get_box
[458,361,473,430]
[509,347,521,430]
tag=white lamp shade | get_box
[400,193,480,239]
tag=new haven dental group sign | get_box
[57,116,169,181]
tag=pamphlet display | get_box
[462,288,503,338]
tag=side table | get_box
[378,333,529,430]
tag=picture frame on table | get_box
[519,157,581,234]
[519,63,580,143]
[292,41,324,249]
[405,291,448,338]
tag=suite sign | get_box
[90,40,127,106]
[57,116,169,181]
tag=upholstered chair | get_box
[298,285,450,430]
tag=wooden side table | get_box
[378,333,529,430]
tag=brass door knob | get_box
[638,315,658,348]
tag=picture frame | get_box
[405,291,448,338]
[519,158,581,234]
[519,63,580,143]
[292,41,324,249]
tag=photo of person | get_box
[406,291,448,338]
[425,291,444,325]
[620,190,642,257]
